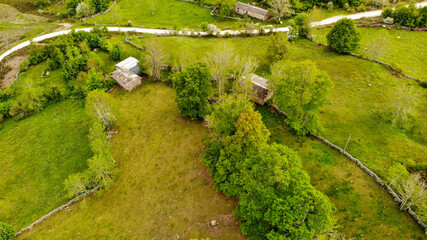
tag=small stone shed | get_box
[111,57,142,91]
[234,2,269,21]
[251,74,273,105]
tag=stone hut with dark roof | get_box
[251,74,273,105]
[111,57,142,91]
[234,2,269,21]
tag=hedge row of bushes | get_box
[60,0,113,19]
[382,4,427,28]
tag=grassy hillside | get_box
[16,83,425,239]
[0,99,92,229]
[86,0,236,29]
[312,27,427,82]
[17,83,244,239]
[121,35,426,175]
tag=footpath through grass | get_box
[17,82,244,240]
[312,27,427,82]
[0,99,91,230]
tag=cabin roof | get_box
[115,57,139,71]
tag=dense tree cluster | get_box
[0,27,117,123]
[65,90,118,197]
[201,94,334,239]
[64,0,112,18]
[382,4,427,28]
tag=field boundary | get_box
[81,1,118,21]
[310,39,424,84]
[14,187,99,237]
[268,103,427,231]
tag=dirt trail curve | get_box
[0,2,426,64]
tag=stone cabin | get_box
[251,74,273,105]
[234,2,269,21]
[111,57,142,91]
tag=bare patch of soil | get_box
[1,55,26,87]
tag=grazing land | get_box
[17,83,244,240]
[312,27,427,82]
[0,99,91,230]
[124,36,426,175]
[15,83,425,239]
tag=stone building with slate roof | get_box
[111,57,142,91]
[234,2,269,21]
[251,74,273,105]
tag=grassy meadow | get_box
[0,99,92,230]
[121,35,426,175]
[14,82,425,239]
[18,82,244,240]
[312,27,427,82]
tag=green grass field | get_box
[312,27,427,82]
[15,83,425,239]
[0,99,92,230]
[17,82,244,239]
[122,35,426,175]
[86,0,237,29]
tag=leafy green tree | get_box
[65,0,84,16]
[87,153,116,188]
[266,33,291,63]
[64,172,90,198]
[206,94,254,139]
[89,0,110,13]
[173,63,212,120]
[294,12,311,38]
[85,90,117,129]
[273,60,333,135]
[393,3,417,27]
[220,0,236,16]
[0,222,14,240]
[237,143,334,240]
[390,85,420,126]
[326,18,361,53]
[76,1,93,18]
[47,47,64,70]
[110,43,122,61]
[213,109,270,197]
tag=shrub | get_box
[88,0,110,13]
[0,222,14,240]
[371,0,387,8]
[417,6,427,27]
[58,11,69,19]
[382,7,393,18]
[65,0,84,16]
[327,18,361,53]
[0,101,13,118]
[76,2,93,18]
[19,61,30,72]
[207,24,219,35]
[383,17,394,24]
[200,22,208,31]
[33,0,50,8]
[327,1,334,10]
[110,44,122,61]
[393,3,417,27]
[127,20,133,26]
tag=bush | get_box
[19,61,30,72]
[382,7,393,18]
[294,12,311,38]
[393,3,417,27]
[418,7,427,28]
[200,22,208,31]
[65,0,84,16]
[383,17,394,24]
[0,101,13,118]
[76,1,93,18]
[88,0,110,13]
[110,44,122,61]
[33,0,50,8]
[327,18,361,53]
[0,222,14,240]
[207,24,219,35]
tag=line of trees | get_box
[64,90,118,198]
[382,4,427,28]
[63,0,113,19]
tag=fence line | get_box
[15,187,99,237]
[268,103,426,230]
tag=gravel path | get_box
[1,1,426,64]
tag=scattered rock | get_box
[368,83,371,87]
[210,220,217,226]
